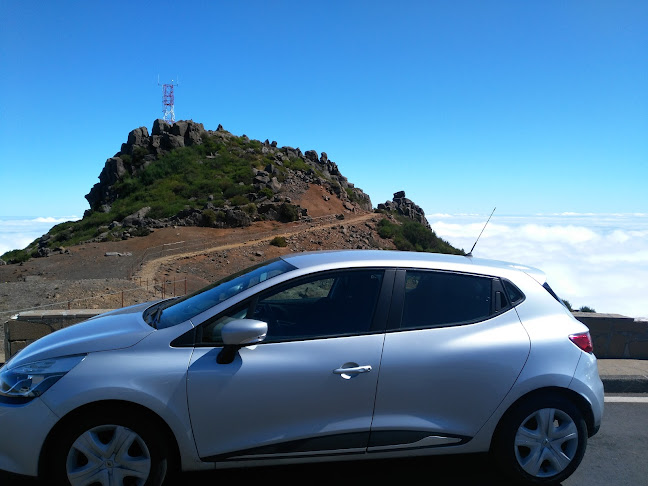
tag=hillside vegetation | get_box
[377,215,463,254]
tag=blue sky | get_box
[1,0,646,217]
[1,1,647,316]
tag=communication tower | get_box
[158,76,179,123]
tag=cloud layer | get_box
[0,217,79,256]
[429,213,648,318]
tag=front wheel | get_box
[492,394,588,485]
[45,411,169,486]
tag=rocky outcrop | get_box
[85,120,372,231]
[378,191,431,229]
[87,120,206,210]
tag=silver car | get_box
[0,250,603,485]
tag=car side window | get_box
[199,269,384,345]
[401,270,493,329]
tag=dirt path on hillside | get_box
[134,212,377,284]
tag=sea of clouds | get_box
[0,216,80,257]
[429,213,648,318]
[1,213,646,318]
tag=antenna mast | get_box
[158,76,179,123]
[467,207,496,257]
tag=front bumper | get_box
[0,397,59,476]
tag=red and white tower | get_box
[158,77,179,123]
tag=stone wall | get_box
[3,310,647,363]
[3,310,110,362]
[573,312,648,359]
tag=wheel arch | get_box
[493,386,597,446]
[38,399,181,477]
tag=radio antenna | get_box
[467,207,496,257]
[157,75,179,123]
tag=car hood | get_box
[6,303,155,368]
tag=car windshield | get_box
[144,258,296,329]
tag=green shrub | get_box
[377,216,463,255]
[201,209,218,227]
[129,227,152,237]
[578,306,596,313]
[132,146,149,166]
[345,187,360,203]
[1,249,32,264]
[377,219,398,239]
[283,157,309,172]
[270,236,287,247]
[229,195,249,206]
[259,187,274,199]
[278,203,299,222]
[243,203,257,216]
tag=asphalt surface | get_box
[596,359,648,393]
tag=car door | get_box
[186,268,393,462]
[369,269,530,451]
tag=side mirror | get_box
[217,319,268,364]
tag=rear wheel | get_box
[45,411,169,486]
[492,394,587,485]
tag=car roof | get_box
[280,250,547,284]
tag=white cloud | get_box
[0,216,80,255]
[517,224,598,244]
[429,213,648,318]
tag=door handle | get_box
[333,365,372,376]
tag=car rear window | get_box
[503,280,525,305]
[401,270,494,329]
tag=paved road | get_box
[3,397,647,485]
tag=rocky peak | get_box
[378,191,431,229]
[84,120,372,237]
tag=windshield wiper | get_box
[146,297,181,329]
[148,304,164,329]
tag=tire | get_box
[491,394,588,485]
[45,410,169,486]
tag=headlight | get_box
[0,355,85,403]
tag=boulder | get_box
[304,150,319,164]
[100,157,127,186]
[122,207,152,227]
[152,119,171,135]
[162,133,185,150]
[170,120,188,137]
[225,209,252,227]
[184,121,204,146]
[127,127,149,149]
